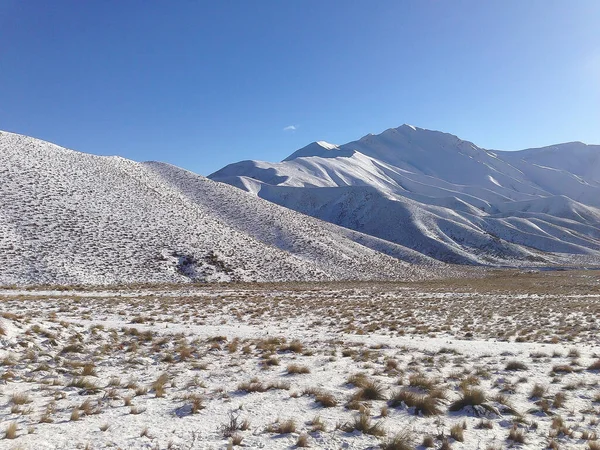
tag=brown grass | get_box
[449,388,486,411]
[381,430,414,450]
[342,413,386,437]
[5,422,18,439]
[389,389,442,416]
[287,364,310,374]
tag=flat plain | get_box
[1,270,600,449]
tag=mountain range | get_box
[210,124,600,266]
[3,124,599,286]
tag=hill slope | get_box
[210,125,600,266]
[0,130,442,286]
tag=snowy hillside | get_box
[210,125,600,265]
[0,130,445,286]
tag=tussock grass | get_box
[529,383,546,399]
[422,435,435,447]
[380,430,414,450]
[10,393,32,405]
[450,423,464,442]
[238,378,289,393]
[342,413,386,437]
[151,373,169,397]
[4,422,18,439]
[68,377,100,392]
[449,388,486,412]
[296,433,309,447]
[352,379,385,401]
[347,372,369,387]
[309,415,326,433]
[408,374,439,392]
[505,361,528,371]
[507,425,525,443]
[267,419,296,434]
[388,389,442,416]
[552,365,574,374]
[315,391,337,408]
[287,364,310,374]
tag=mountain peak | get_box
[283,140,345,161]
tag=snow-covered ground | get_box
[210,124,600,266]
[1,272,599,449]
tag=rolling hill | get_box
[0,130,443,286]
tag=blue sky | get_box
[1,1,599,175]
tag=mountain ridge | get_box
[209,124,600,266]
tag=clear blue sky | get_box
[1,1,599,175]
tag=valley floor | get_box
[1,271,600,449]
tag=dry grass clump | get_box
[342,412,386,437]
[280,340,304,353]
[408,374,439,392]
[476,419,493,429]
[450,422,465,442]
[507,425,526,444]
[315,391,337,408]
[553,392,567,408]
[296,432,310,447]
[187,393,205,413]
[352,379,386,401]
[449,388,486,412]
[347,372,369,387]
[267,419,297,434]
[302,387,337,407]
[309,415,326,433]
[580,430,597,440]
[588,359,600,371]
[505,361,528,371]
[549,416,573,438]
[287,364,310,374]
[588,441,600,450]
[388,390,442,416]
[81,362,97,376]
[68,377,100,392]
[221,412,250,438]
[381,430,415,450]
[151,373,169,397]
[552,365,574,374]
[70,408,81,421]
[10,393,32,405]
[238,378,289,393]
[422,435,436,448]
[230,432,244,446]
[4,422,19,439]
[262,355,280,367]
[529,383,546,399]
[60,343,84,354]
[130,405,146,415]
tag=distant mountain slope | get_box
[210,125,600,266]
[0,130,442,286]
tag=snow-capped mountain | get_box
[0,130,444,286]
[210,125,600,265]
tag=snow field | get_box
[1,274,599,449]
